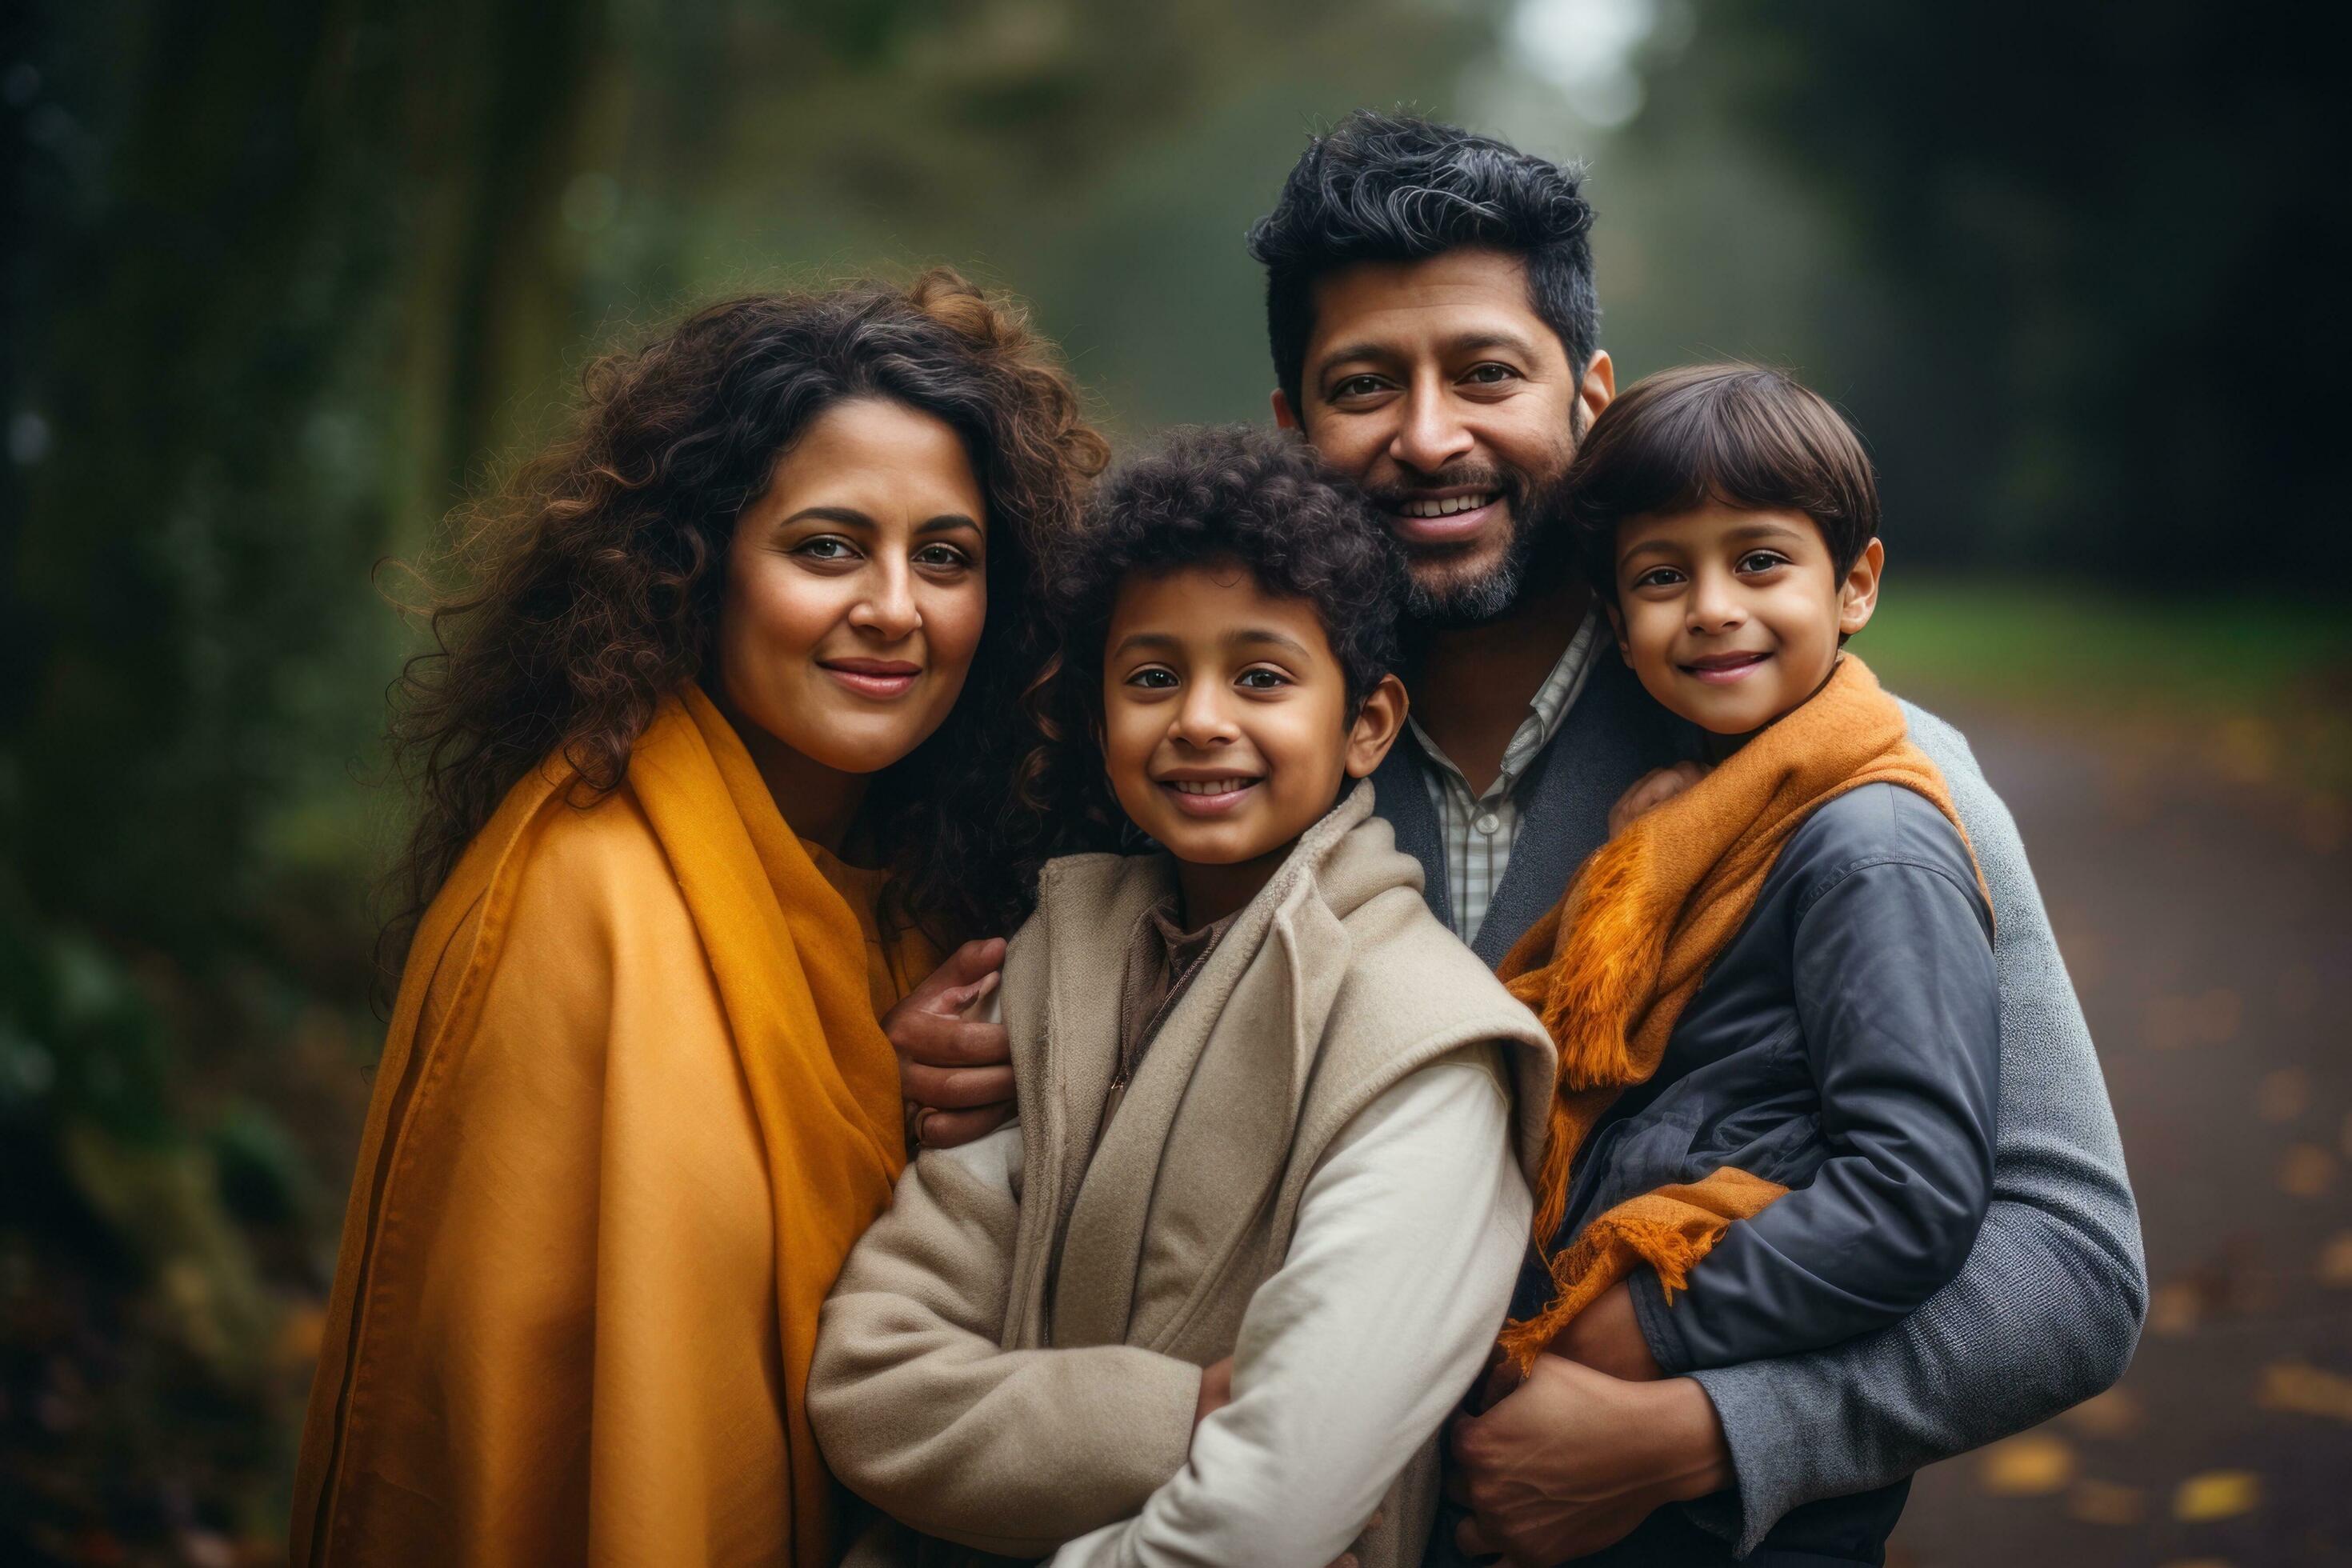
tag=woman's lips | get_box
[1682,651,1771,685]
[820,660,921,699]
[1157,777,1262,817]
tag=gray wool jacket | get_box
[1379,652,2148,1562]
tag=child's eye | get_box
[1125,667,1178,690]
[1736,550,1790,575]
[1631,566,1684,590]
[1236,667,1291,691]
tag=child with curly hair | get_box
[809,426,1556,1568]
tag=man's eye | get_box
[1330,375,1388,399]
[1737,550,1790,574]
[1463,362,1520,386]
[1237,667,1290,691]
[1126,667,1178,690]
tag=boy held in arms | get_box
[1462,364,2000,1560]
[809,426,1557,1567]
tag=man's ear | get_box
[1839,538,1885,638]
[1343,673,1410,778]
[1270,388,1302,432]
[1578,350,1617,434]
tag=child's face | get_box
[1607,502,1883,735]
[1101,561,1405,870]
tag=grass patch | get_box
[1854,581,2352,711]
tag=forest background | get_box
[5,2,2347,1564]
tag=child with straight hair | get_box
[1478,363,2002,1561]
[809,426,1556,1567]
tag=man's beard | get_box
[1369,461,1574,630]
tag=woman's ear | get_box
[1343,673,1410,779]
[1838,538,1886,638]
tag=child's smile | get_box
[1100,560,1405,924]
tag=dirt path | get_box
[1891,707,2352,1567]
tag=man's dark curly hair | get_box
[1023,425,1406,848]
[1246,110,1599,417]
[385,269,1106,976]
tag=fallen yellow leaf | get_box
[2174,1470,2261,1522]
[2256,1362,2352,1424]
[2067,1478,2146,1526]
[2279,1145,2336,1198]
[2255,1067,2309,1123]
[2063,1387,2145,1438]
[1978,1433,2075,1496]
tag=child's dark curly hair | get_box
[1018,425,1407,853]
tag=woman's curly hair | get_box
[1020,424,1407,850]
[384,269,1106,977]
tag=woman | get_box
[290,270,1106,1567]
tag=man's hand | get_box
[886,937,1014,1149]
[1546,1282,1663,1382]
[1447,1356,1731,1566]
[1607,762,1708,838]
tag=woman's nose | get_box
[849,562,922,640]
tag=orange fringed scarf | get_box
[1494,655,1989,1374]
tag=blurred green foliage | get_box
[1,0,2340,1558]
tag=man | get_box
[890,111,2145,1566]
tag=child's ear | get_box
[1602,597,1632,664]
[1838,538,1886,638]
[1343,673,1410,779]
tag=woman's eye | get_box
[794,536,858,562]
[914,544,974,570]
[1126,667,1178,690]
[1737,550,1790,574]
[1237,667,1291,691]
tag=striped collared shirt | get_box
[1408,613,1606,947]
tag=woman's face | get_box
[718,398,990,777]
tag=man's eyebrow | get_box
[1314,341,1403,379]
[1442,330,1543,359]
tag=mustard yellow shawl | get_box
[291,686,913,1566]
[1495,656,1987,1374]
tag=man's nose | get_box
[1389,382,1476,476]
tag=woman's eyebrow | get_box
[778,506,874,529]
[915,514,982,535]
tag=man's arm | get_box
[806,1126,1201,1558]
[1055,1050,1534,1568]
[1679,706,2146,1550]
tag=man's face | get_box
[1274,246,1612,626]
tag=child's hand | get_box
[1607,762,1709,838]
[1192,1355,1234,1433]
[1545,1282,1664,1382]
